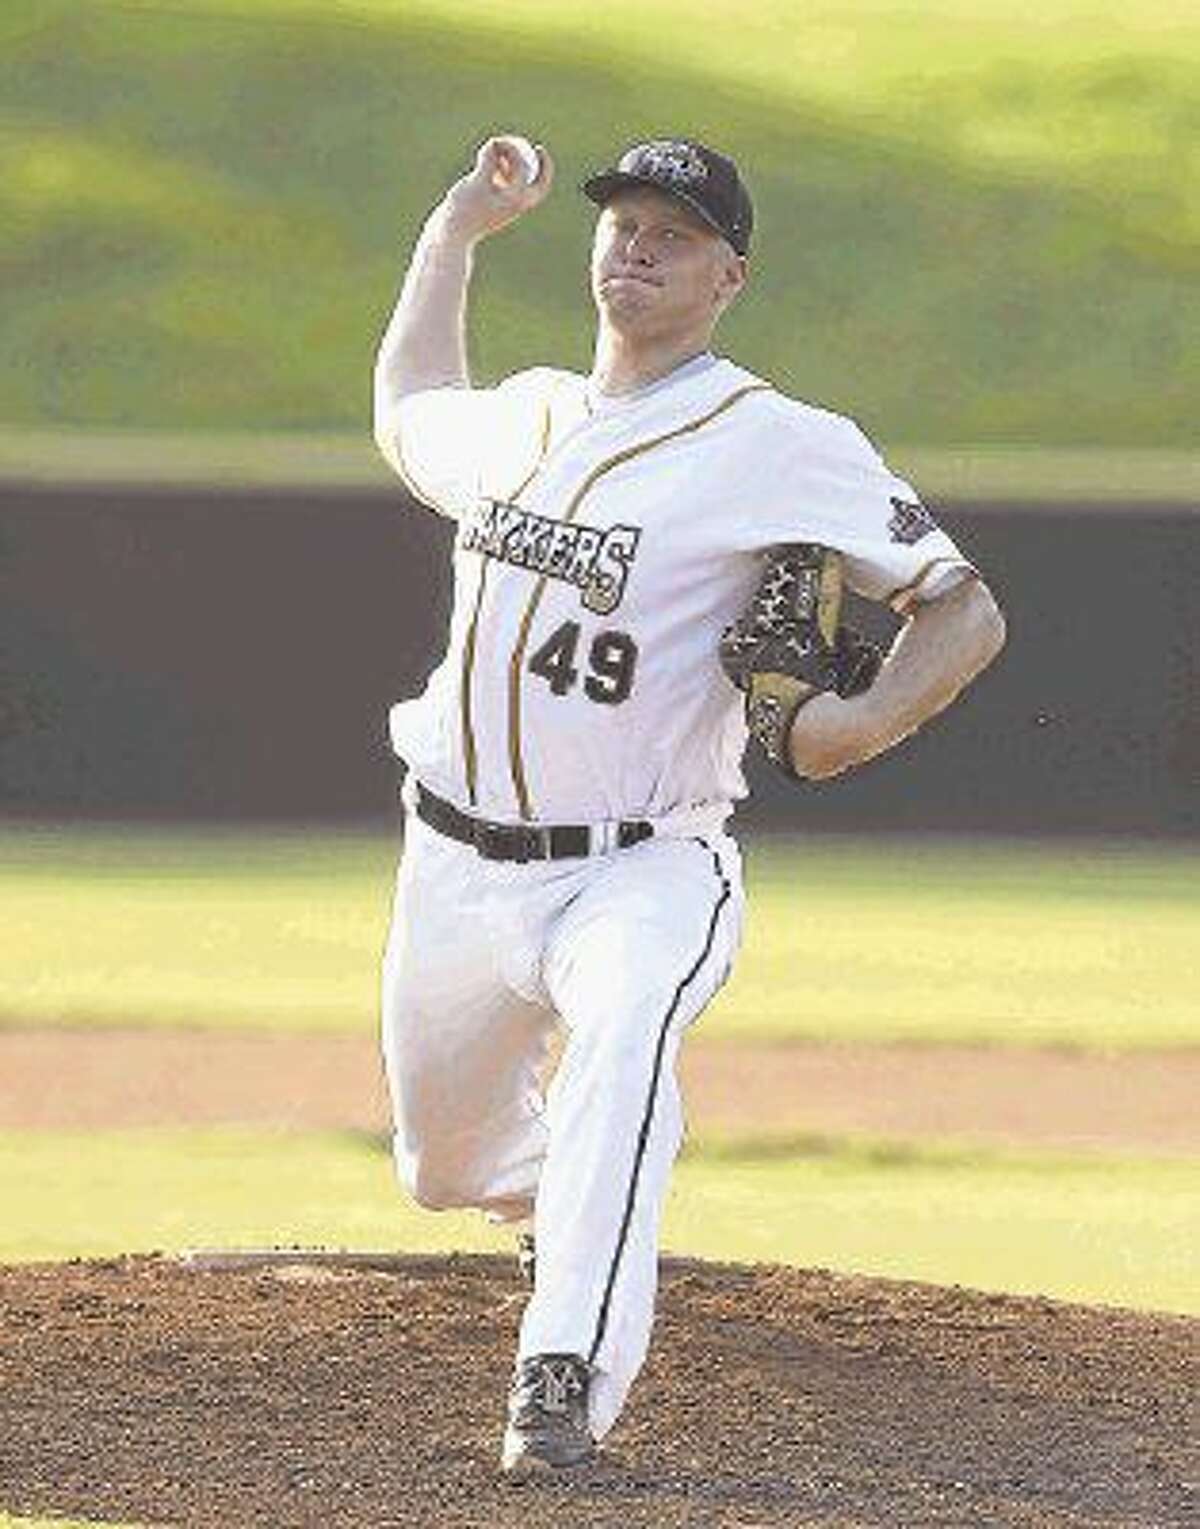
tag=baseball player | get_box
[372,133,1005,1474]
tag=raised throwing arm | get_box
[372,136,554,424]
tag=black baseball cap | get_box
[582,139,753,257]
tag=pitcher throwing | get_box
[372,133,1005,1474]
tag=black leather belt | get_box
[414,784,653,863]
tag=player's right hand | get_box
[439,135,555,243]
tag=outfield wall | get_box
[1,484,1196,834]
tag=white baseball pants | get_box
[380,811,744,1439]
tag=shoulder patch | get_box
[888,497,938,545]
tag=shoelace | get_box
[523,1358,585,1415]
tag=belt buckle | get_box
[475,821,548,863]
[475,822,515,862]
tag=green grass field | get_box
[3,824,1196,1316]
[2,824,1196,1048]
[4,427,1199,502]
[2,1126,1196,1316]
[2,0,1197,445]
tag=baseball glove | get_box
[719,543,883,774]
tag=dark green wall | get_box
[2,485,1196,834]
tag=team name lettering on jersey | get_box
[463,499,642,615]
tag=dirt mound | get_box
[1,1256,1197,1527]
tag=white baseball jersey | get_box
[377,352,973,827]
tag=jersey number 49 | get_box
[528,620,638,706]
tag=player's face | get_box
[590,188,746,339]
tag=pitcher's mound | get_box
[1,1254,1197,1527]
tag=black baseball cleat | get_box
[500,1353,596,1475]
[516,1231,536,1286]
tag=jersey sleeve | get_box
[750,408,976,613]
[374,368,557,520]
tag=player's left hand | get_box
[719,543,882,776]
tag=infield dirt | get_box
[4,1029,1199,1152]
[3,1034,1198,1525]
[1,1254,1197,1527]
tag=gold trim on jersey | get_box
[888,557,974,615]
[506,383,771,821]
[460,564,489,804]
[460,404,554,804]
[389,415,445,515]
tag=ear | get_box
[715,252,748,309]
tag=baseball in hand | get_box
[491,135,541,189]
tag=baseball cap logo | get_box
[582,137,753,255]
[622,140,709,188]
